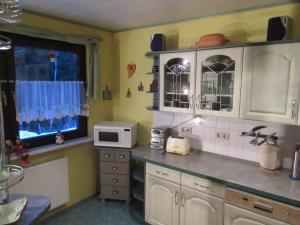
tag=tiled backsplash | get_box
[153,111,300,169]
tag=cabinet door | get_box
[224,204,289,225]
[180,186,223,225]
[145,175,180,225]
[195,48,243,117]
[160,52,196,113]
[240,43,300,124]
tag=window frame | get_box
[0,31,88,148]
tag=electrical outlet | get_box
[216,131,230,140]
[181,126,192,134]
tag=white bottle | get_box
[259,138,280,170]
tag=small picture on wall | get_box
[103,85,112,100]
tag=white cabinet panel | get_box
[195,47,243,118]
[160,52,196,113]
[180,186,223,225]
[224,204,289,225]
[145,175,180,225]
[240,43,300,124]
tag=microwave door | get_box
[98,129,122,146]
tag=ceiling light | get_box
[0,0,22,23]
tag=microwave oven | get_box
[94,121,137,148]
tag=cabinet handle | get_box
[119,154,125,158]
[291,99,298,119]
[156,170,168,176]
[112,178,119,183]
[189,94,194,108]
[180,193,185,207]
[1,91,7,107]
[105,154,110,158]
[253,201,273,214]
[112,190,118,195]
[112,166,118,171]
[175,191,179,205]
[194,182,209,189]
[195,94,200,109]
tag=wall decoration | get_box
[126,88,132,98]
[150,79,158,92]
[102,85,112,100]
[138,81,144,92]
[127,63,136,79]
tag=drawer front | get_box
[115,151,130,162]
[101,185,129,199]
[100,174,129,187]
[100,149,115,162]
[100,162,129,174]
[146,163,180,184]
[181,173,225,198]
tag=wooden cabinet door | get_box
[195,47,243,118]
[145,175,180,225]
[224,204,289,225]
[160,52,196,113]
[180,186,223,225]
[240,43,300,124]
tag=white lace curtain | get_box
[16,81,89,124]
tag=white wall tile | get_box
[153,113,298,168]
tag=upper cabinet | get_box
[240,43,300,125]
[160,52,196,113]
[195,48,243,118]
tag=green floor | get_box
[38,198,142,225]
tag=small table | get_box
[9,194,51,225]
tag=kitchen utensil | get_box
[166,136,190,155]
[291,143,300,180]
[259,138,280,170]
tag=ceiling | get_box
[23,0,294,31]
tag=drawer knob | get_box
[119,155,125,158]
[112,178,119,183]
[112,190,118,195]
[105,154,110,158]
[112,166,118,171]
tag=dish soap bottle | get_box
[259,137,280,170]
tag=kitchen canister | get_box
[259,138,280,170]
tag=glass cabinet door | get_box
[195,48,243,117]
[160,52,196,113]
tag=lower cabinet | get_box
[224,204,289,225]
[145,163,224,225]
[180,186,223,225]
[145,175,180,225]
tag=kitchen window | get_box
[0,32,87,148]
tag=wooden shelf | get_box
[133,183,145,202]
[146,72,159,75]
[129,200,145,224]
[146,106,159,111]
[133,164,144,183]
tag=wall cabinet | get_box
[145,163,224,225]
[160,52,196,113]
[158,42,300,125]
[240,43,300,125]
[195,47,243,118]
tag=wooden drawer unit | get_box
[100,174,129,187]
[98,147,131,203]
[101,185,130,199]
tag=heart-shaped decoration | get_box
[127,63,136,79]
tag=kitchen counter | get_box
[132,145,300,207]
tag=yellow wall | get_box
[15,12,114,210]
[6,1,300,215]
[113,3,300,144]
